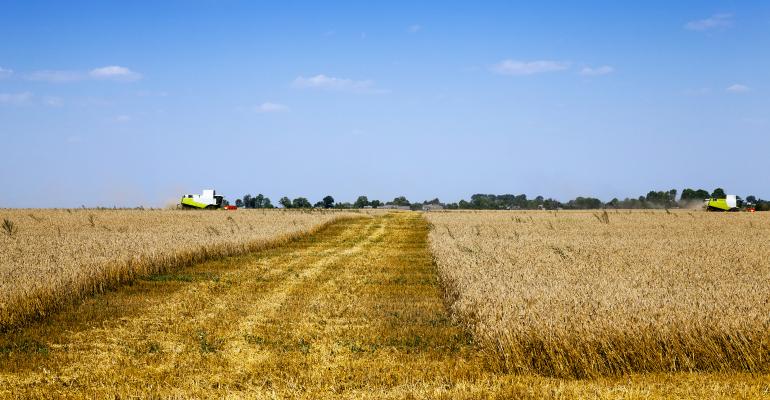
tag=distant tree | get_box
[566,197,603,209]
[252,194,264,208]
[711,188,727,199]
[390,196,410,206]
[292,197,312,208]
[322,196,335,209]
[747,195,757,204]
[335,202,353,209]
[644,189,677,208]
[445,202,459,210]
[354,196,369,208]
[313,201,324,208]
[242,194,252,209]
[423,198,441,205]
[694,189,710,199]
[279,197,292,208]
[370,200,382,208]
[262,197,274,209]
[235,199,244,208]
[543,198,562,210]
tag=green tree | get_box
[370,200,382,208]
[293,197,312,208]
[322,196,335,209]
[711,188,726,199]
[279,197,292,208]
[390,196,410,206]
[354,196,369,208]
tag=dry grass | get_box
[0,208,355,330]
[425,210,770,378]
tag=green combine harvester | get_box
[180,189,224,209]
[705,195,745,212]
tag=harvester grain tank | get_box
[181,189,224,209]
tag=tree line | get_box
[232,188,770,211]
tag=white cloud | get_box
[115,115,132,122]
[256,102,289,113]
[0,67,12,79]
[726,84,750,93]
[407,24,422,33]
[491,60,570,75]
[0,92,33,105]
[685,13,733,31]
[580,65,614,76]
[292,74,387,93]
[43,96,64,107]
[25,66,142,82]
[26,70,84,82]
[90,66,142,81]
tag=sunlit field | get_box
[425,210,770,378]
[0,208,355,330]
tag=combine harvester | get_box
[180,189,236,210]
[704,195,754,212]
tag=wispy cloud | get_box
[26,70,84,83]
[292,74,388,93]
[685,13,733,31]
[491,60,569,76]
[0,92,33,105]
[42,96,64,107]
[580,65,614,76]
[24,65,141,82]
[0,67,12,79]
[407,24,422,33]
[90,66,142,81]
[726,84,750,93]
[115,114,132,123]
[256,102,289,113]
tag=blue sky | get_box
[1,1,768,207]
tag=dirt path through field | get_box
[0,213,501,398]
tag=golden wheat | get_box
[425,210,770,378]
[0,208,356,330]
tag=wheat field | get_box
[0,208,355,330]
[425,210,770,378]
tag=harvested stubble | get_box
[0,209,356,330]
[425,210,770,378]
